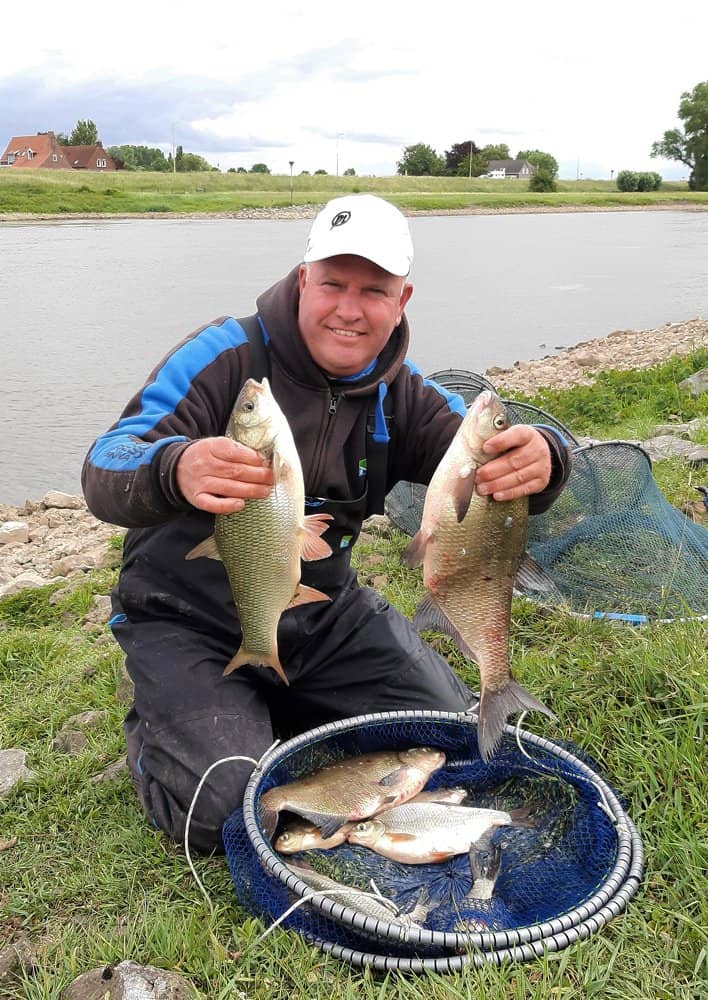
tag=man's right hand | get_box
[176,437,274,514]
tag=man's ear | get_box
[397,281,414,323]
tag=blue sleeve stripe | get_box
[89,317,248,471]
[532,423,569,448]
[404,359,467,418]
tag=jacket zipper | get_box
[309,390,341,489]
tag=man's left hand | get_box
[475,425,551,501]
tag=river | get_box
[1,210,707,505]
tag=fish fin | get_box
[386,833,419,843]
[223,647,290,686]
[260,806,279,841]
[514,552,558,594]
[300,513,334,561]
[286,583,331,609]
[508,807,538,829]
[412,594,476,660]
[477,680,556,762]
[297,811,351,841]
[452,466,477,522]
[402,528,431,568]
[185,534,222,561]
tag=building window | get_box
[52,154,58,162]
[97,158,106,168]
[7,153,15,164]
[27,150,34,160]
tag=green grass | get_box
[1,169,707,216]
[1,354,706,998]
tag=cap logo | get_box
[330,210,351,229]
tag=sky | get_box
[2,1,707,181]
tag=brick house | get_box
[0,132,116,170]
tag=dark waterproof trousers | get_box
[112,567,474,854]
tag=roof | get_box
[64,143,114,168]
[485,159,534,173]
[0,132,71,168]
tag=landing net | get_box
[223,710,643,972]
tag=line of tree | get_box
[396,141,559,179]
[53,119,216,171]
[651,80,708,190]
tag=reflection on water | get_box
[1,211,706,503]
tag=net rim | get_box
[241,709,643,954]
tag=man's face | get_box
[297,255,413,378]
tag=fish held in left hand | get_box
[186,378,332,685]
[403,390,556,761]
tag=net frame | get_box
[233,710,643,971]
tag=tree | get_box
[651,80,708,190]
[107,145,170,171]
[54,132,70,146]
[175,145,184,171]
[69,119,99,145]
[249,163,270,173]
[529,168,557,192]
[180,152,215,171]
[397,143,444,176]
[517,149,559,178]
[481,143,510,160]
[343,167,356,176]
[444,140,481,175]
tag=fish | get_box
[345,800,534,864]
[453,844,503,936]
[286,862,428,941]
[274,786,467,854]
[260,746,446,841]
[403,389,556,761]
[186,377,333,685]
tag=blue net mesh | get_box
[223,712,640,964]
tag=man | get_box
[82,194,571,853]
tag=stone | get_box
[0,931,35,987]
[42,491,84,509]
[640,435,698,461]
[90,756,128,784]
[116,664,135,705]
[0,521,29,545]
[678,368,708,398]
[687,446,708,465]
[0,572,48,597]
[65,709,109,729]
[0,749,35,796]
[63,959,193,999]
[52,730,88,755]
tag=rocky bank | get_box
[0,317,706,600]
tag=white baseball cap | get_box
[303,194,414,276]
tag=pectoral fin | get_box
[402,528,432,568]
[299,513,333,561]
[514,553,559,594]
[452,465,477,522]
[286,583,331,608]
[185,535,221,561]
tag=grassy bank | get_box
[1,169,707,216]
[1,354,706,998]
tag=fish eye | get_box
[243,401,255,412]
[493,414,506,429]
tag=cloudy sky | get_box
[3,1,706,180]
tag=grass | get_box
[1,169,707,216]
[1,353,707,998]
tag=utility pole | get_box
[289,161,294,205]
[171,123,177,174]
[336,134,343,176]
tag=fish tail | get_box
[477,680,556,761]
[223,647,290,686]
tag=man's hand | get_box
[176,437,274,514]
[475,425,551,501]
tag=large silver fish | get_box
[345,800,533,864]
[403,390,555,760]
[186,378,332,685]
[274,786,467,854]
[260,746,446,841]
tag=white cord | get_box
[513,712,616,823]
[184,739,280,911]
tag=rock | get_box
[82,595,113,625]
[0,749,35,796]
[116,664,135,705]
[42,491,84,509]
[678,368,708,398]
[52,730,88,755]
[640,435,699,461]
[0,520,29,545]
[687,446,708,465]
[90,756,129,784]
[0,930,35,987]
[571,352,603,368]
[66,709,110,728]
[0,572,60,598]
[63,959,193,999]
